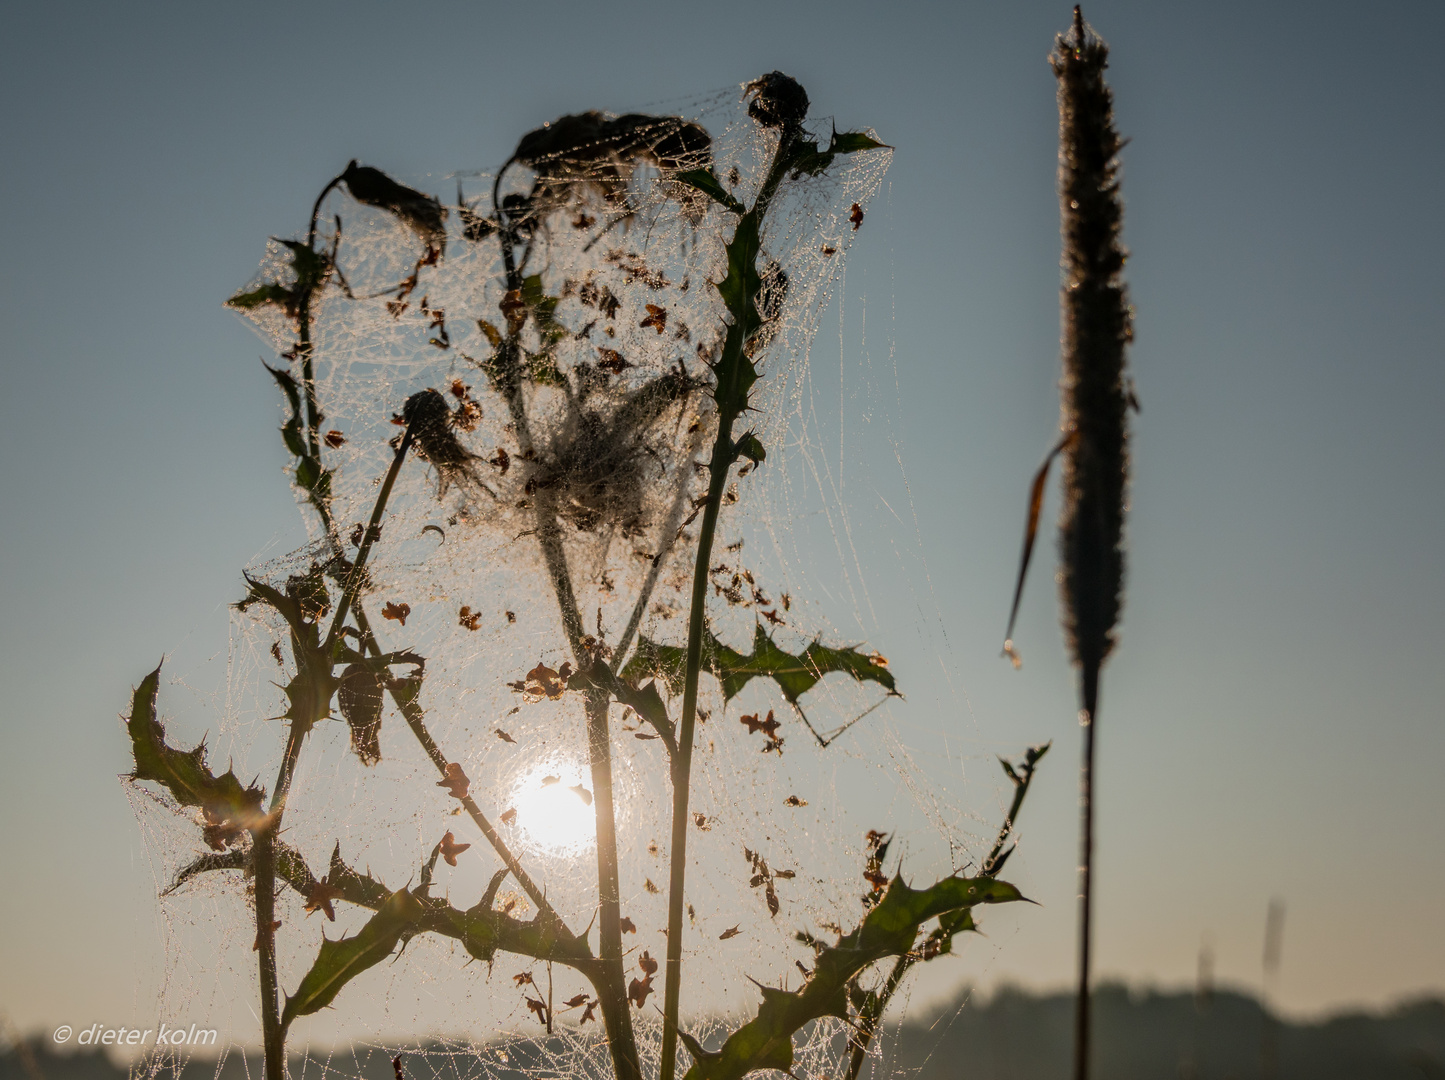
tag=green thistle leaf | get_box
[281,888,423,1027]
[125,665,268,839]
[624,623,896,705]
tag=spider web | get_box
[125,82,1020,1080]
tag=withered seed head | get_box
[745,72,809,130]
[402,388,483,497]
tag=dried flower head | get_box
[746,72,810,130]
[402,388,491,500]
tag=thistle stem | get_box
[252,830,284,1080]
[253,687,315,1080]
[584,687,642,1080]
[324,429,414,655]
[659,120,800,1080]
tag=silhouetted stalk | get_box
[252,824,284,1080]
[1052,10,1132,1080]
[660,112,802,1080]
[584,687,642,1080]
[254,692,318,1080]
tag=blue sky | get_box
[1,0,1441,1046]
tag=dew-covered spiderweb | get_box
[126,82,1023,1080]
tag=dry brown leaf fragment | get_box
[324,429,346,448]
[489,447,510,474]
[693,813,711,831]
[638,950,658,975]
[494,728,516,744]
[719,925,741,940]
[525,996,548,1024]
[580,1000,598,1024]
[821,245,837,256]
[505,610,516,623]
[252,919,282,950]
[619,916,637,934]
[562,993,589,1009]
[765,879,780,917]
[849,202,865,230]
[453,399,481,431]
[304,881,345,922]
[500,807,517,825]
[740,710,782,738]
[762,608,785,625]
[448,378,468,399]
[436,762,470,799]
[628,974,654,1009]
[784,795,807,807]
[270,641,284,665]
[644,878,660,894]
[439,831,471,867]
[513,970,534,987]
[639,304,667,334]
[596,347,631,374]
[500,289,526,335]
[382,601,411,626]
[513,662,569,702]
[458,605,482,631]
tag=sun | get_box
[512,763,596,855]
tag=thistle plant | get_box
[1003,10,1133,1080]
[124,73,1044,1080]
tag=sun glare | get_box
[513,763,596,855]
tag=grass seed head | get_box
[1052,7,1132,675]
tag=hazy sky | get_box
[1,0,1442,1050]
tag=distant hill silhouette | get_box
[5,984,1442,1080]
[882,983,1445,1080]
